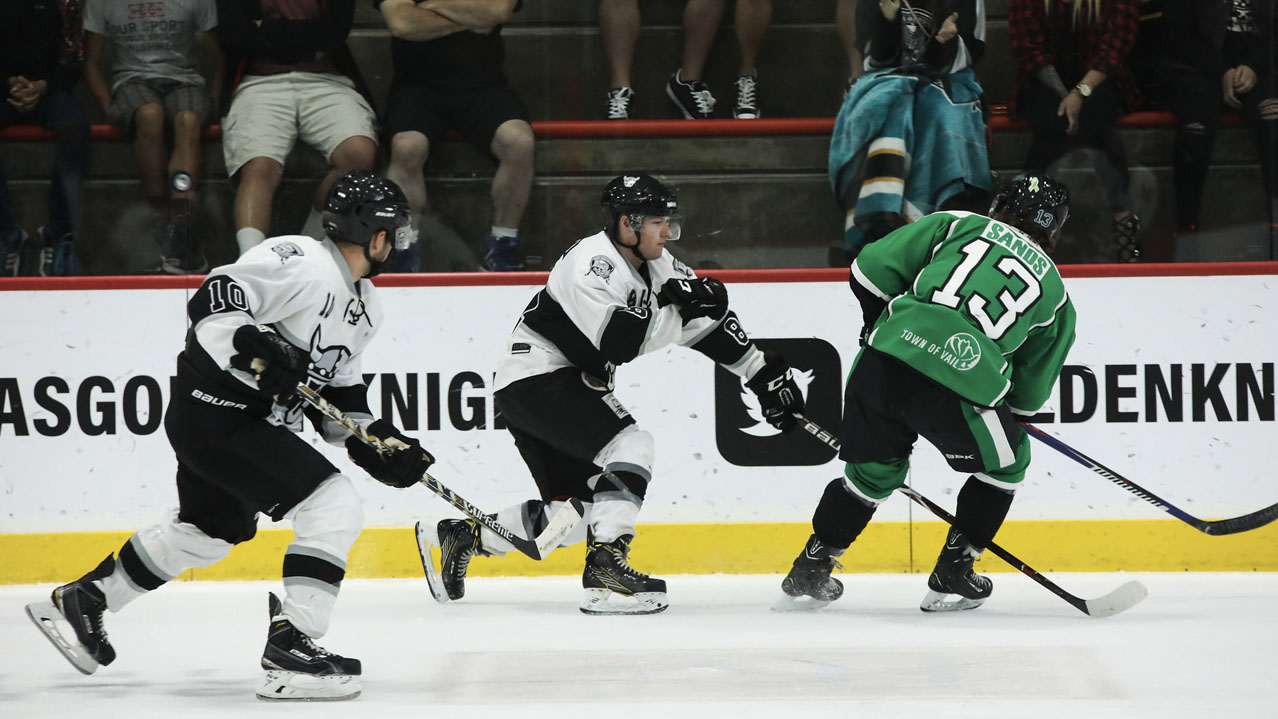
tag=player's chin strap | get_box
[793,413,1148,618]
[291,384,583,561]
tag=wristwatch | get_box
[1074,81,1093,98]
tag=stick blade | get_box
[531,498,585,560]
[1202,502,1278,536]
[1083,580,1148,618]
[413,521,451,604]
[26,600,100,675]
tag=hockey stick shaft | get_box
[1023,424,1278,536]
[294,385,577,560]
[795,414,1146,617]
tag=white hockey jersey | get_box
[495,231,765,391]
[183,236,381,437]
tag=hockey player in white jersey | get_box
[415,173,805,614]
[25,171,435,701]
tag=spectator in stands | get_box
[1162,0,1278,254]
[216,0,377,256]
[377,0,533,272]
[828,0,991,263]
[1010,0,1144,262]
[602,0,725,120]
[0,0,90,277]
[83,0,222,274]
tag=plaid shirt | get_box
[1009,0,1141,114]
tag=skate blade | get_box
[919,589,986,613]
[256,669,361,702]
[413,521,450,604]
[579,588,668,615]
[771,594,832,613]
[25,600,99,675]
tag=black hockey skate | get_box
[432,518,485,601]
[921,528,993,613]
[580,535,668,615]
[257,593,361,702]
[775,534,845,612]
[26,554,117,674]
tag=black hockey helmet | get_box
[989,173,1070,247]
[601,173,682,244]
[322,170,413,251]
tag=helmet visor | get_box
[638,214,682,241]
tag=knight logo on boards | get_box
[714,338,842,466]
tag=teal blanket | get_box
[829,67,991,257]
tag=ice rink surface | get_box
[2,572,1274,719]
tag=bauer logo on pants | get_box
[714,338,842,466]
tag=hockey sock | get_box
[236,227,266,254]
[491,225,518,240]
[812,477,877,549]
[100,518,235,611]
[953,476,1016,550]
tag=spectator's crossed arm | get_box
[422,0,518,33]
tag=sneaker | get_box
[480,235,524,272]
[159,216,209,274]
[606,86,635,120]
[25,554,117,674]
[666,70,716,119]
[1,228,27,276]
[1114,213,1142,263]
[780,534,845,603]
[920,528,992,612]
[258,592,361,701]
[36,226,82,277]
[436,518,484,601]
[733,74,760,119]
[580,534,668,615]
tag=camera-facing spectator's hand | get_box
[1222,68,1242,108]
[1233,65,1257,96]
[936,13,960,43]
[880,0,900,21]
[1057,91,1082,135]
[1259,98,1278,121]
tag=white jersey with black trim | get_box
[495,231,765,391]
[186,235,382,433]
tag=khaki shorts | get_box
[221,72,377,177]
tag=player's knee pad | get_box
[843,458,908,503]
[593,425,655,481]
[286,474,364,560]
[813,477,878,549]
[123,512,235,586]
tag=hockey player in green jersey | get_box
[780,174,1076,613]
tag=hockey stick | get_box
[795,415,1148,618]
[293,384,583,561]
[1023,424,1278,536]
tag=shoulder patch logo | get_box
[271,242,305,263]
[587,255,615,281]
[671,257,694,278]
[943,332,982,371]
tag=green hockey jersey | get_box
[852,210,1076,412]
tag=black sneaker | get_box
[1114,213,1142,263]
[781,534,845,602]
[733,74,760,119]
[258,592,361,701]
[920,528,992,612]
[52,554,117,667]
[159,216,209,274]
[580,534,668,614]
[666,70,716,119]
[481,235,524,271]
[437,518,484,601]
[36,226,82,276]
[1,228,27,276]
[606,86,635,120]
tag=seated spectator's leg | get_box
[463,86,533,271]
[0,104,23,274]
[387,130,431,219]
[680,0,726,82]
[295,74,377,239]
[162,106,210,273]
[165,81,215,208]
[1078,83,1141,262]
[835,0,862,87]
[1238,70,1278,236]
[383,83,450,272]
[1160,63,1219,237]
[132,103,170,240]
[223,76,300,252]
[34,90,90,275]
[600,0,641,118]
[1018,81,1070,174]
[490,119,535,234]
[733,0,771,119]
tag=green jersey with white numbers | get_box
[852,210,1076,412]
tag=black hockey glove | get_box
[346,420,435,489]
[744,352,805,431]
[229,324,309,401]
[657,277,729,322]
